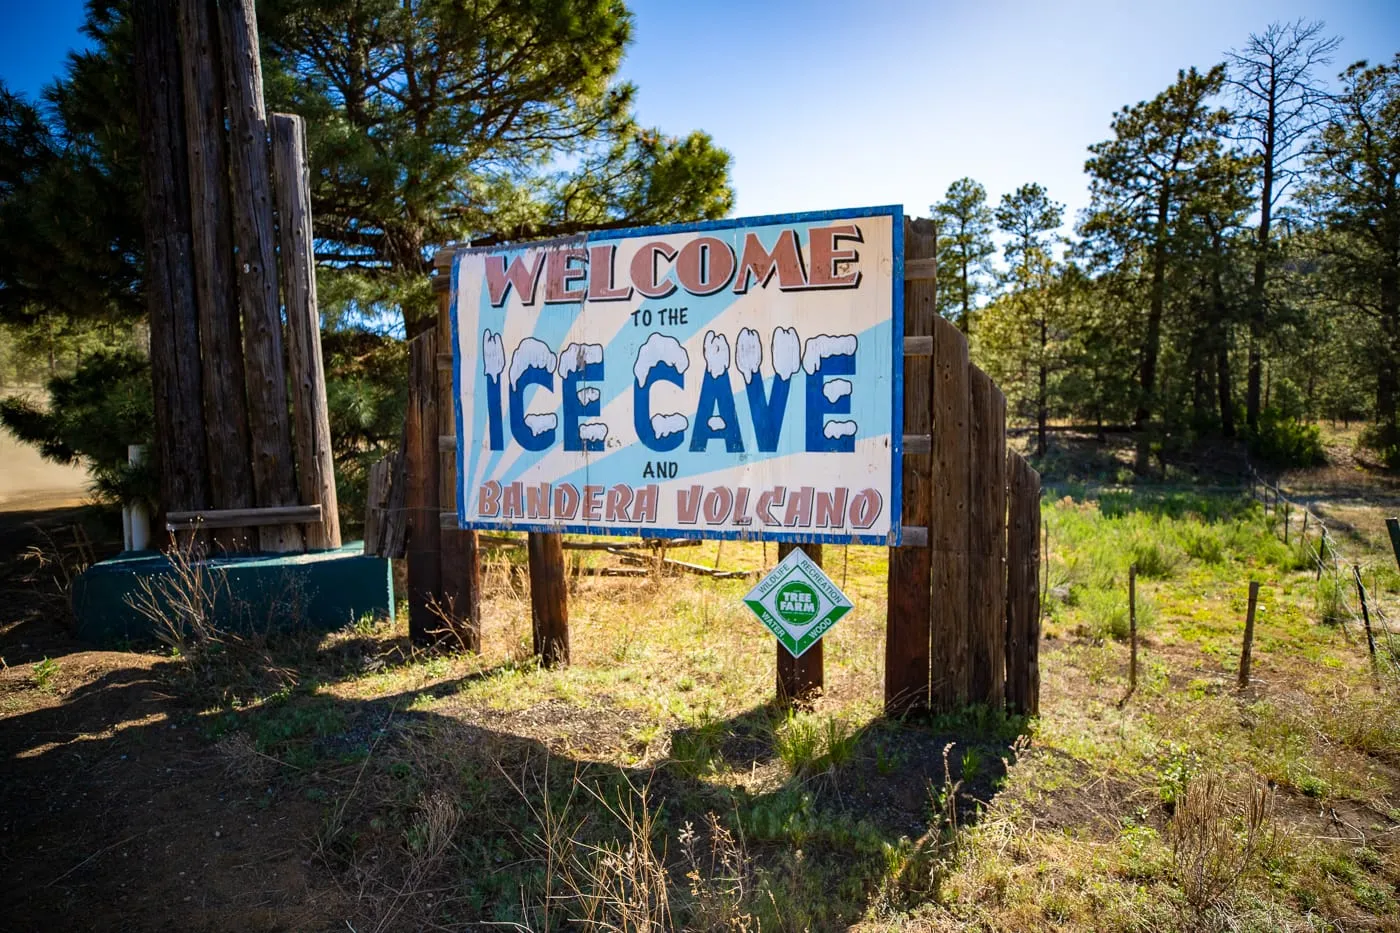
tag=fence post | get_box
[1128,564,1138,691]
[930,314,972,711]
[405,331,442,645]
[1353,565,1378,667]
[1238,581,1260,689]
[968,367,1007,707]
[435,260,481,650]
[1387,517,1400,571]
[885,217,936,715]
[1006,452,1041,715]
[778,542,824,705]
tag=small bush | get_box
[1247,409,1325,468]
[1314,575,1348,626]
[1178,525,1226,564]
[1130,535,1180,579]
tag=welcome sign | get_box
[448,205,904,545]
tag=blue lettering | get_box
[690,374,744,452]
[509,368,555,451]
[805,353,856,452]
[634,362,686,452]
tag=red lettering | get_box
[807,224,863,289]
[675,237,736,296]
[633,484,659,523]
[485,252,545,307]
[502,481,525,519]
[630,242,678,299]
[582,485,605,522]
[587,244,632,301]
[733,231,807,293]
[553,483,580,520]
[849,488,882,529]
[526,483,551,519]
[676,485,704,524]
[605,484,634,522]
[703,487,734,524]
[756,486,787,525]
[815,488,849,527]
[544,248,588,303]
[783,486,815,527]
[478,481,502,517]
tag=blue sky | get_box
[4,0,1399,234]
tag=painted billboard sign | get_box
[448,205,904,545]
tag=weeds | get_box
[774,710,858,777]
[31,656,59,692]
[1168,774,1277,920]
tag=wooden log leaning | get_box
[778,542,823,705]
[435,263,480,650]
[405,332,442,645]
[968,366,1007,707]
[271,113,341,551]
[885,217,937,715]
[930,314,972,711]
[176,0,255,551]
[132,0,210,547]
[219,0,301,553]
[1006,452,1042,716]
[165,504,321,531]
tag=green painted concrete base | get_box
[71,543,394,647]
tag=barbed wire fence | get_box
[1246,464,1400,679]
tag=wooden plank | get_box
[930,314,972,711]
[1006,452,1041,716]
[219,0,301,553]
[177,0,254,551]
[528,532,569,667]
[885,216,937,715]
[904,257,938,281]
[405,332,442,645]
[903,336,933,356]
[968,366,1007,707]
[271,113,341,551]
[165,504,321,531]
[133,0,211,545]
[363,455,390,554]
[437,280,480,650]
[778,542,824,704]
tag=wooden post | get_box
[1283,500,1290,544]
[1386,517,1400,571]
[219,0,301,553]
[1006,452,1041,715]
[271,113,341,551]
[1128,564,1138,691]
[176,0,254,551]
[1353,566,1378,666]
[930,314,972,711]
[778,542,824,705]
[1238,581,1260,688]
[132,0,210,543]
[885,217,936,715]
[435,266,480,650]
[528,532,569,667]
[968,366,1007,707]
[405,332,442,645]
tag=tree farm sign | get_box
[448,206,904,545]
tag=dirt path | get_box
[0,429,89,512]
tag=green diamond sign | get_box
[743,548,854,658]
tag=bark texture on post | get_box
[405,332,442,645]
[132,0,209,540]
[930,314,971,710]
[271,113,340,551]
[968,366,1007,707]
[528,533,569,667]
[1006,452,1041,716]
[177,0,254,551]
[219,0,300,552]
[778,542,824,705]
[435,270,480,650]
[885,217,936,715]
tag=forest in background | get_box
[1,3,1397,529]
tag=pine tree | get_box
[932,177,996,334]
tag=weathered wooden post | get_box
[778,542,823,704]
[434,258,481,650]
[886,217,937,715]
[1353,566,1378,667]
[930,314,972,711]
[1238,580,1260,688]
[529,533,569,667]
[132,0,211,545]
[1006,452,1041,715]
[271,113,341,551]
[405,332,442,645]
[176,0,254,551]
[969,366,1007,707]
[219,0,302,553]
